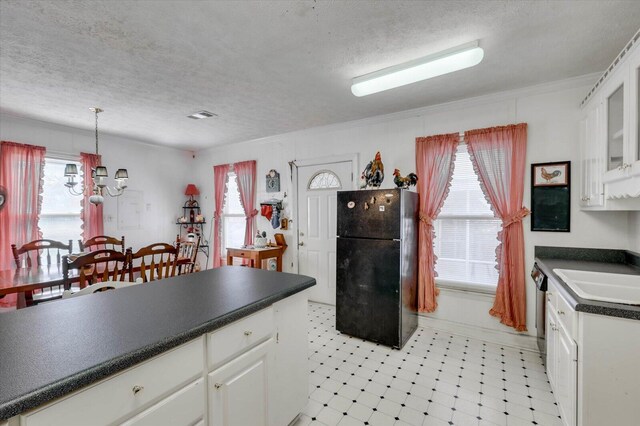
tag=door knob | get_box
[298,241,304,246]
[299,232,304,236]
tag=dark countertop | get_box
[0,266,315,420]
[534,246,640,321]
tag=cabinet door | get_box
[628,44,640,171]
[582,102,605,207]
[603,70,627,173]
[546,308,558,392]
[579,116,590,207]
[270,291,309,426]
[208,338,274,426]
[556,324,577,426]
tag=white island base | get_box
[7,290,309,426]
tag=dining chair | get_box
[78,235,125,253]
[61,277,143,299]
[11,239,73,306]
[176,234,200,275]
[62,249,132,290]
[130,242,180,283]
[11,239,73,268]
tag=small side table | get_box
[226,246,283,272]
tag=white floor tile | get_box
[304,303,556,426]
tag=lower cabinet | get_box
[208,339,274,426]
[8,291,310,426]
[546,282,577,426]
[555,324,577,426]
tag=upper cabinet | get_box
[580,30,640,209]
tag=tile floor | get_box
[294,303,563,426]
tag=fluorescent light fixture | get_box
[351,41,484,97]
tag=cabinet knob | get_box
[244,330,253,336]
[132,385,144,395]
[214,383,223,389]
[557,310,565,315]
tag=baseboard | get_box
[418,315,540,353]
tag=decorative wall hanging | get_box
[266,169,280,192]
[531,161,570,232]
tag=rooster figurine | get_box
[393,169,418,189]
[541,167,562,183]
[362,151,384,188]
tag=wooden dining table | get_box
[1,258,195,309]
[0,265,78,309]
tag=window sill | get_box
[435,279,496,296]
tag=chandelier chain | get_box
[95,109,99,156]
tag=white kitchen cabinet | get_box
[545,305,558,391]
[208,339,274,426]
[546,277,640,426]
[556,324,577,426]
[579,30,640,207]
[546,281,577,426]
[270,291,310,426]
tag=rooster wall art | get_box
[541,167,562,183]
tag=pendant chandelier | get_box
[64,107,128,205]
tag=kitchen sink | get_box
[553,269,640,305]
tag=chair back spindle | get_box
[130,243,180,283]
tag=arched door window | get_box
[308,170,342,190]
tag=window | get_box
[433,144,501,290]
[39,158,82,250]
[308,170,342,190]
[222,172,246,256]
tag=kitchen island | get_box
[0,266,315,425]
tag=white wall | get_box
[193,74,636,339]
[0,113,194,251]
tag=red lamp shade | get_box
[185,184,200,197]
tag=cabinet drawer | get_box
[21,337,204,426]
[207,307,274,370]
[119,378,204,426]
[555,292,577,340]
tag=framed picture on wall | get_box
[532,162,569,186]
[531,161,570,232]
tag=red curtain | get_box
[234,160,258,247]
[213,164,230,267]
[465,123,529,331]
[80,152,104,242]
[0,141,46,307]
[415,133,459,313]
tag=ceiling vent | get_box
[188,110,217,119]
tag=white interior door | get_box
[297,161,353,305]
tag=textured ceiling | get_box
[1,1,639,150]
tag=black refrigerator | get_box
[336,188,418,349]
